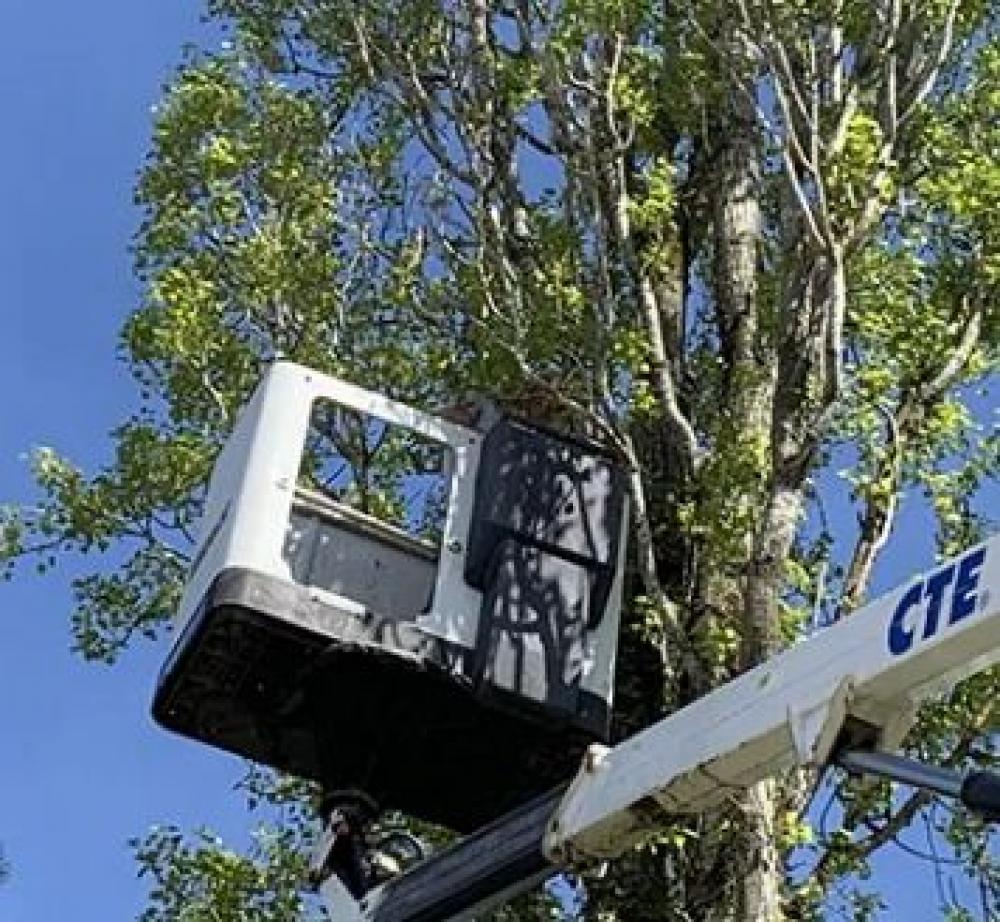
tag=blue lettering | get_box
[888,547,988,655]
[922,565,954,640]
[889,582,923,655]
[950,547,985,625]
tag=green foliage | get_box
[133,825,316,922]
[1,426,212,659]
[827,114,891,226]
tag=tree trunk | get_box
[696,49,793,921]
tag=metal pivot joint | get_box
[309,792,379,900]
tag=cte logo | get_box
[888,547,987,656]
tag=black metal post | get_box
[366,789,561,921]
[837,750,1000,822]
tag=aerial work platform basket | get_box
[153,362,629,831]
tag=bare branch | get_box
[618,429,680,637]
[768,19,816,138]
[839,399,904,615]
[917,296,984,401]
[639,270,701,475]
[513,120,557,157]
[351,15,478,187]
[897,0,962,127]
[821,245,847,409]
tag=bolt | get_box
[584,744,607,773]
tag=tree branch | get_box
[839,399,905,615]
[917,296,984,401]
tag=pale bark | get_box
[703,39,794,921]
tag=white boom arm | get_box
[546,538,998,861]
[319,536,1000,919]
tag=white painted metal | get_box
[546,539,1000,861]
[172,358,632,716]
[319,875,366,921]
[579,504,630,703]
[171,360,485,650]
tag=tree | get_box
[3,0,1000,918]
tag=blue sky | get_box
[0,2,993,920]
[0,3,254,919]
